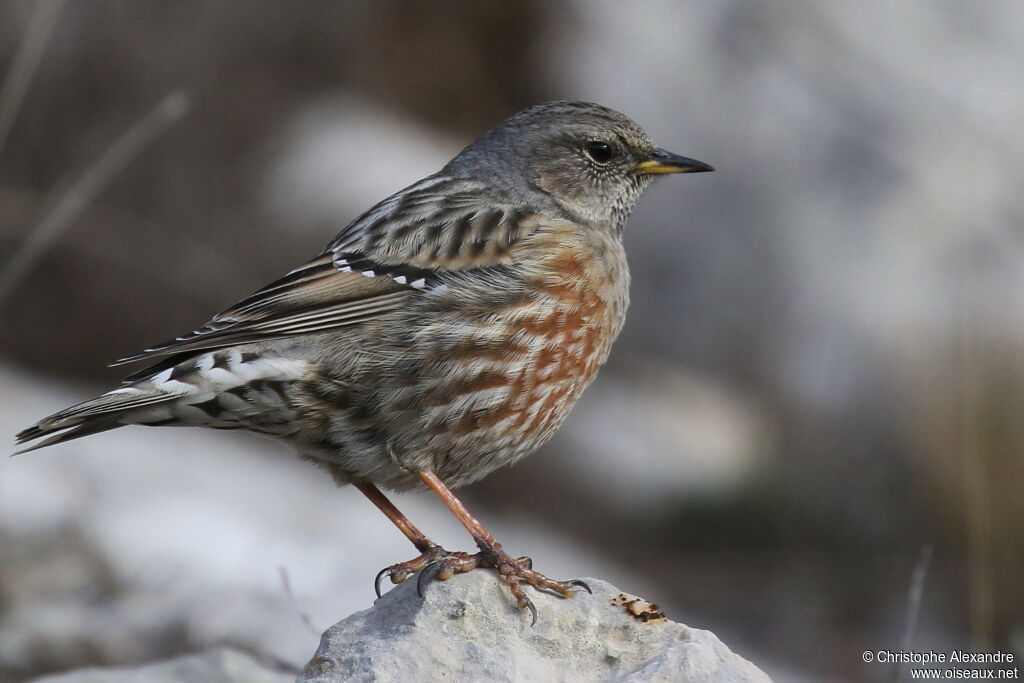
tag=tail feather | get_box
[15,347,311,454]
[15,417,124,454]
[15,388,177,454]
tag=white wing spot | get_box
[339,266,352,273]
[393,275,407,285]
[410,278,427,289]
[197,354,215,372]
[152,368,196,395]
[361,270,375,278]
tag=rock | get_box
[299,572,771,683]
[29,574,770,683]
[29,648,293,683]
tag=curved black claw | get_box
[524,596,538,627]
[374,566,391,599]
[417,562,441,598]
[567,579,593,594]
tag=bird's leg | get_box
[355,481,432,552]
[355,482,474,597]
[417,470,591,625]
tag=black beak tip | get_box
[649,148,714,174]
[688,160,715,173]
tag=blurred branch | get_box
[893,544,932,683]
[0,0,67,160]
[278,565,319,637]
[0,91,192,312]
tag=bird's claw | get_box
[373,566,391,599]
[373,544,473,599]
[377,545,589,627]
[566,578,592,594]
[416,561,440,597]
[415,553,479,596]
[437,548,589,626]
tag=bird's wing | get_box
[113,175,540,371]
[112,253,413,367]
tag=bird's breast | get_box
[399,223,629,452]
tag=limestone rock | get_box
[300,572,771,682]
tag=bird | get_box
[15,100,713,624]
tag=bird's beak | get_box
[634,148,714,175]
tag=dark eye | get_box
[585,141,613,164]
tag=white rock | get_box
[299,572,771,683]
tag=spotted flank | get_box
[15,349,309,453]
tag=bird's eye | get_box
[585,141,614,164]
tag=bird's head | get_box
[445,100,713,232]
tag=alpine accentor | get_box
[17,101,713,623]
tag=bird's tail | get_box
[15,386,180,454]
[15,348,312,454]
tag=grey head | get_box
[444,100,713,231]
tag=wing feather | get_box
[113,174,544,369]
[113,262,409,365]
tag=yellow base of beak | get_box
[634,160,688,174]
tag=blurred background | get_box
[1,1,1022,681]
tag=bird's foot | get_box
[374,543,475,598]
[418,544,591,626]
